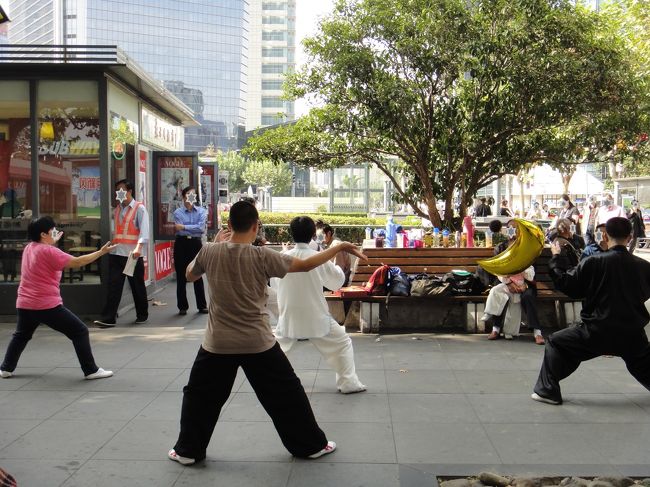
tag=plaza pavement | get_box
[1,284,650,486]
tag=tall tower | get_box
[246,0,296,130]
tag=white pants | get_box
[485,283,522,337]
[276,322,365,392]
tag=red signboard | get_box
[154,241,174,281]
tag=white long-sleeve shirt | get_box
[270,243,345,338]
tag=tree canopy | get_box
[244,0,646,227]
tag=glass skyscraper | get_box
[3,0,250,151]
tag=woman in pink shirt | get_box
[1,216,116,380]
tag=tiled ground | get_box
[1,291,649,486]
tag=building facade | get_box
[3,0,250,152]
[246,0,296,130]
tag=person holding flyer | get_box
[94,179,150,328]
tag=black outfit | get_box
[535,246,650,403]
[173,344,327,461]
[500,207,513,217]
[628,209,646,253]
[1,305,99,376]
[475,203,492,217]
[174,237,207,312]
[100,254,148,323]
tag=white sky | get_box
[294,0,335,117]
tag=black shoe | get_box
[178,310,187,316]
[198,308,209,314]
[94,319,116,328]
[135,317,148,324]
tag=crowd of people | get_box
[1,184,649,469]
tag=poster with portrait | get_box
[156,155,193,239]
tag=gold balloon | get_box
[478,218,545,276]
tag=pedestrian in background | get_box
[173,186,208,315]
[627,200,645,253]
[1,216,114,380]
[94,179,149,327]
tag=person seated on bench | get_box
[480,220,545,344]
[553,218,583,267]
[580,223,608,261]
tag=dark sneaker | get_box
[178,310,187,316]
[93,320,116,328]
[531,392,561,405]
[135,317,148,324]
[198,308,209,314]
[308,441,337,459]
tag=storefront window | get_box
[0,81,31,283]
[37,80,102,284]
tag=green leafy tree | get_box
[243,159,293,196]
[245,0,642,227]
[215,150,249,194]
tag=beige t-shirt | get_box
[189,242,293,354]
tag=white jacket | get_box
[271,243,345,338]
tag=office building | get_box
[246,0,296,130]
[3,0,250,152]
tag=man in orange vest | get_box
[94,179,149,327]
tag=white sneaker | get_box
[85,368,113,380]
[308,440,337,459]
[168,449,196,465]
[531,392,561,405]
[339,385,367,395]
[0,370,12,378]
[504,334,513,340]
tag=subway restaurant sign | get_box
[141,108,183,151]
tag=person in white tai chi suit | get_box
[271,216,366,394]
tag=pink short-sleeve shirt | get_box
[16,242,73,310]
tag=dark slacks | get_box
[534,324,650,403]
[101,254,148,322]
[1,305,98,376]
[494,287,542,331]
[173,343,327,461]
[174,237,206,311]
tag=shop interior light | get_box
[40,121,55,141]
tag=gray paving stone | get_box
[163,368,193,392]
[466,393,571,424]
[237,369,317,393]
[393,422,499,464]
[175,461,292,487]
[61,459,183,487]
[484,423,610,465]
[134,391,186,421]
[0,390,83,419]
[0,459,78,487]
[389,393,479,424]
[385,369,463,394]
[288,462,400,487]
[94,419,179,461]
[53,391,159,421]
[206,421,294,462]
[454,370,531,394]
[383,351,450,370]
[559,394,650,423]
[0,419,41,450]
[303,421,396,463]
[313,368,386,394]
[309,392,390,423]
[445,352,520,371]
[346,349,385,370]
[221,392,274,422]
[0,367,53,390]
[575,423,650,465]
[0,419,127,461]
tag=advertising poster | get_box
[74,166,101,217]
[200,165,214,230]
[157,156,193,238]
[154,241,174,280]
[138,150,147,205]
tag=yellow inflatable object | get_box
[477,219,545,276]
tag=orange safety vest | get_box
[113,201,142,244]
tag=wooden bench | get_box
[326,247,576,333]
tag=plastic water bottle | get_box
[442,229,450,247]
[365,227,372,240]
[433,228,440,247]
[385,216,397,248]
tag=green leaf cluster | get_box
[245,0,647,225]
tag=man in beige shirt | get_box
[168,201,365,466]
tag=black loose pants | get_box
[173,343,327,461]
[534,324,650,403]
[101,254,148,322]
[173,237,206,311]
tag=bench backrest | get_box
[351,247,557,295]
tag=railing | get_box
[0,44,125,64]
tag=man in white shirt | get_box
[597,193,626,225]
[271,217,366,394]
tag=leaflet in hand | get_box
[122,251,138,276]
